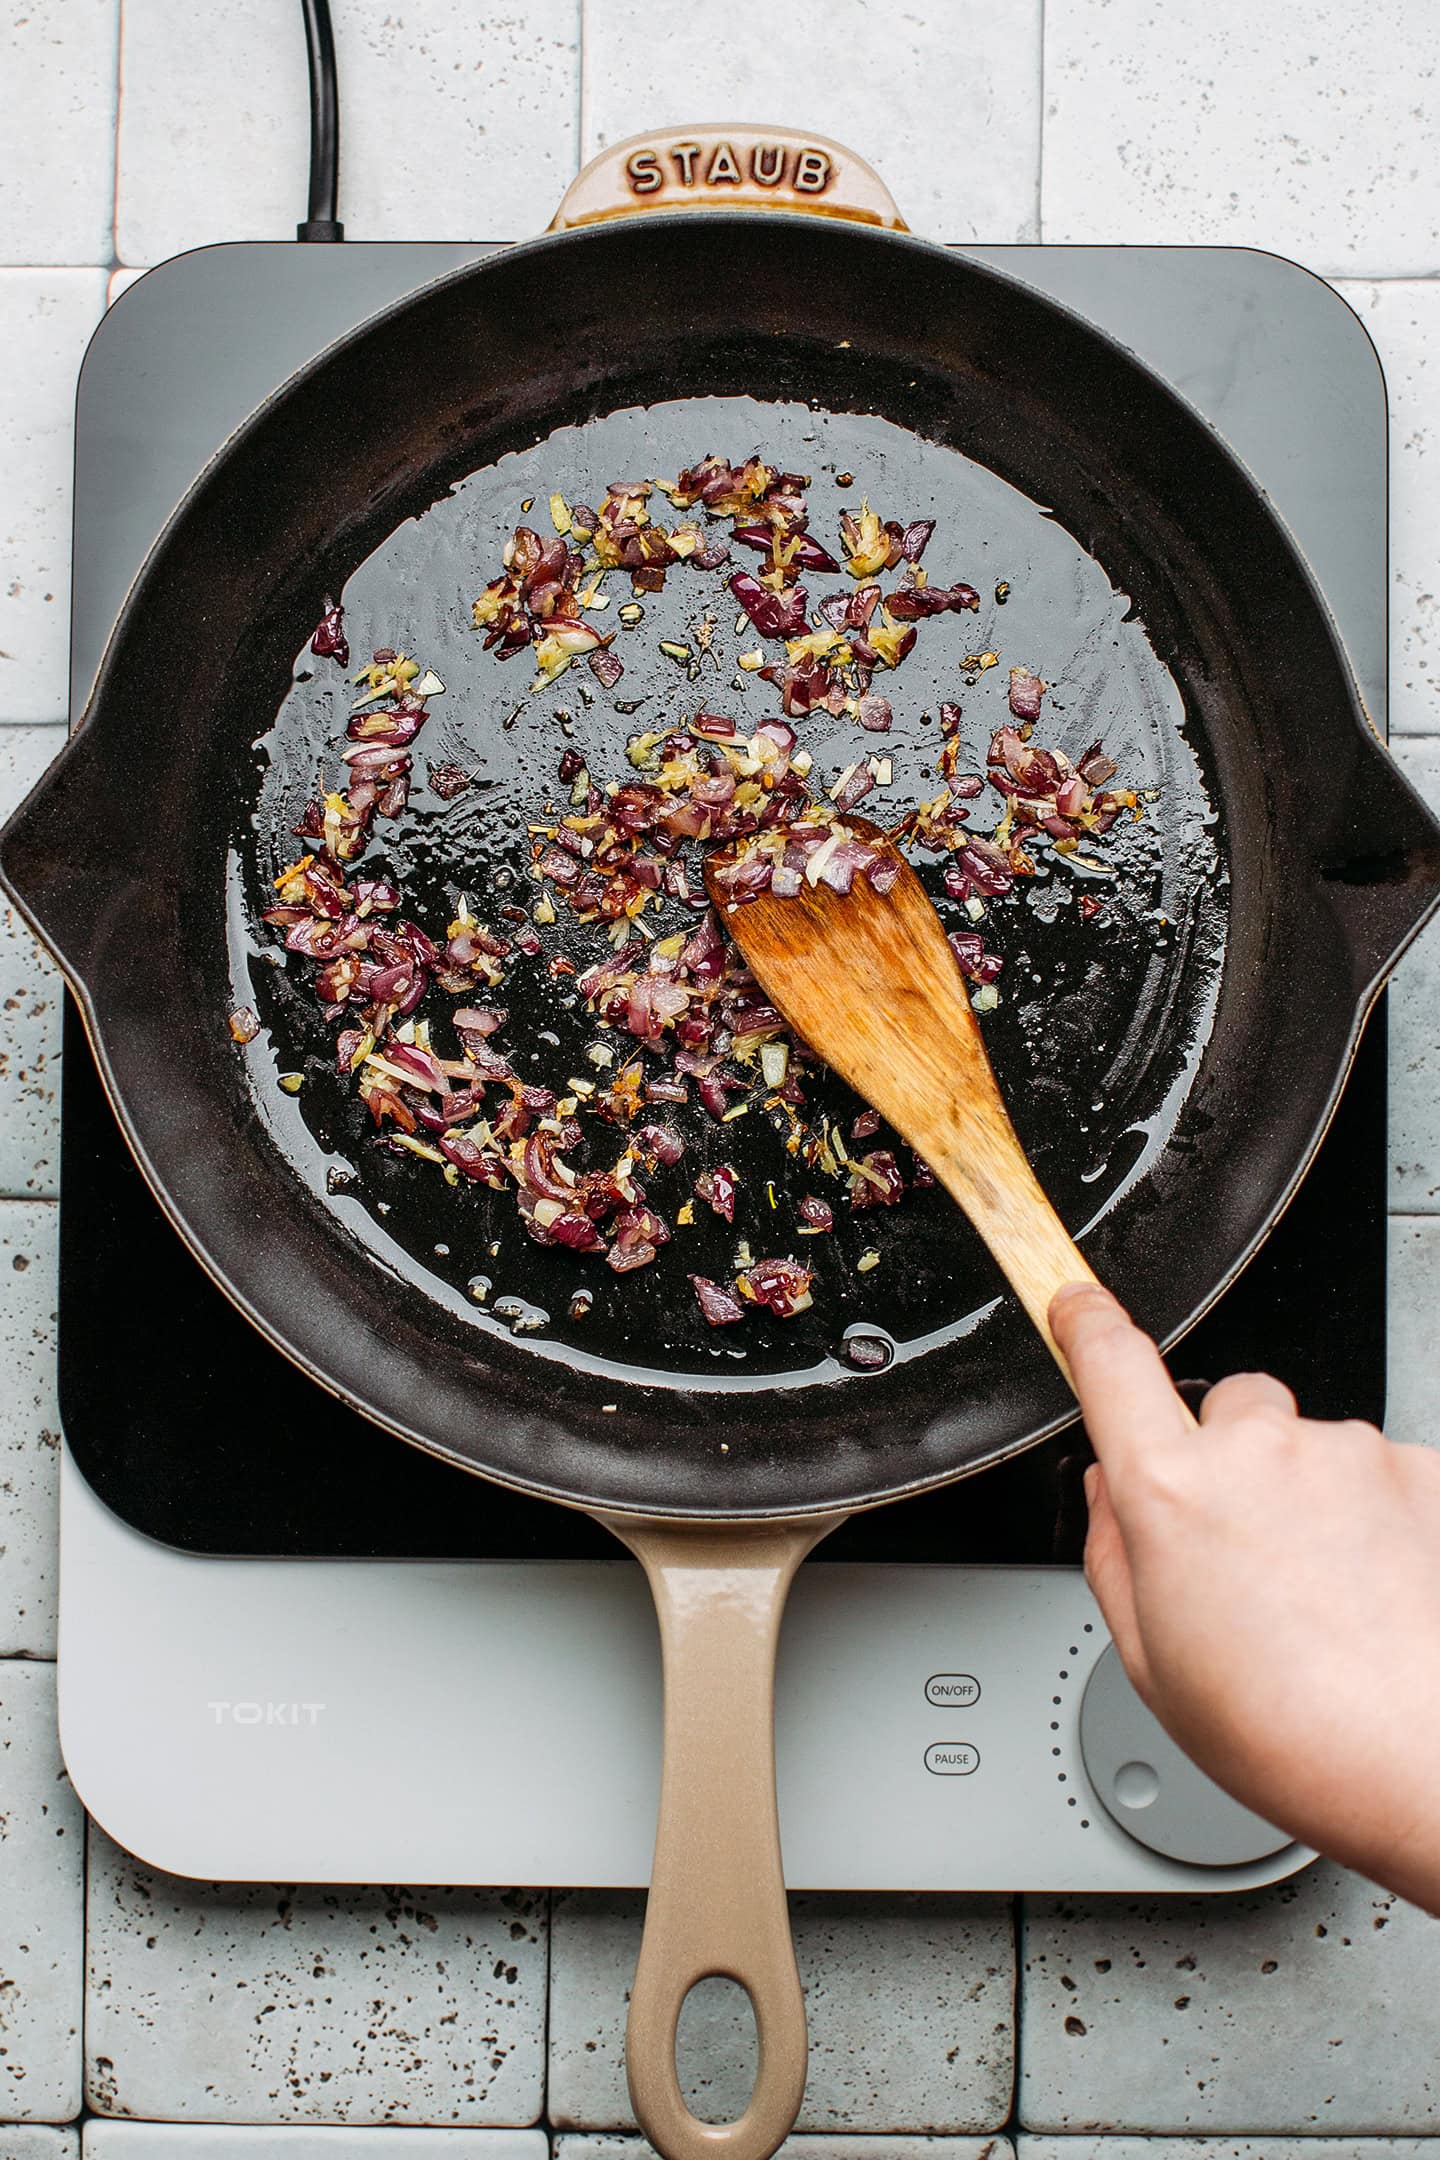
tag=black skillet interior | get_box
[6,215,1439,1518]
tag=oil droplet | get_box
[493,1294,549,1336]
[840,1325,896,1373]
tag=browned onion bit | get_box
[228,1005,260,1045]
[428,763,472,799]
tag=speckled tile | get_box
[83,1833,546,2125]
[1019,1858,1440,2132]
[0,272,108,728]
[1041,0,1440,275]
[114,0,579,263]
[0,1205,61,1657]
[0,0,118,267]
[548,1890,1015,2132]
[558,2139,1016,2159]
[0,1660,85,2123]
[580,0,1041,243]
[83,2127,547,2155]
[0,731,65,1203]
[1388,740,1440,1208]
[1388,1216,1440,1452]
[1017,2140,1440,2156]
[0,2130,79,2159]
[1332,282,1440,738]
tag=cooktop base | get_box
[56,237,1382,1887]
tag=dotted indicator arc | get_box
[1052,1620,1096,1831]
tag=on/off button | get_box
[925,1672,981,1707]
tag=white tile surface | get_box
[84,1834,546,2125]
[1018,2142,1440,2157]
[1331,282,1440,737]
[0,1206,61,1657]
[0,272,108,727]
[83,2128,547,2156]
[114,1,580,264]
[0,2131,79,2159]
[0,732,66,1203]
[1041,0,1440,276]
[1389,740,1440,1209]
[0,1661,85,2123]
[1019,1858,1440,2132]
[0,0,118,267]
[1388,1216,1440,1452]
[548,1890,1015,2132]
[580,0,1041,243]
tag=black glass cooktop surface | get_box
[59,997,1387,1563]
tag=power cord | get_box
[297,0,344,241]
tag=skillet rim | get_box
[4,213,1437,1520]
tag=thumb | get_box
[1051,1282,1191,1489]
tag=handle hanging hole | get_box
[677,1975,760,2126]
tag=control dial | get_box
[1079,1643,1295,1866]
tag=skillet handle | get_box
[596,1509,848,2160]
[550,125,907,233]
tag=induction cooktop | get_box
[54,238,1381,1887]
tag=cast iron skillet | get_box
[4,129,1439,2160]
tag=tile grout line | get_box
[1035,0,1046,243]
[109,0,126,276]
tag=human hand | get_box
[1051,1281,1440,1912]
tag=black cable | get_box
[298,0,344,242]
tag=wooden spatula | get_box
[706,814,1099,1378]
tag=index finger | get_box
[1050,1283,1193,1478]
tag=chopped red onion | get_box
[310,604,349,666]
[696,1162,737,1223]
[849,1149,904,1210]
[690,1274,746,1327]
[736,1256,814,1318]
[1009,666,1046,722]
[638,1121,685,1166]
[729,571,809,641]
